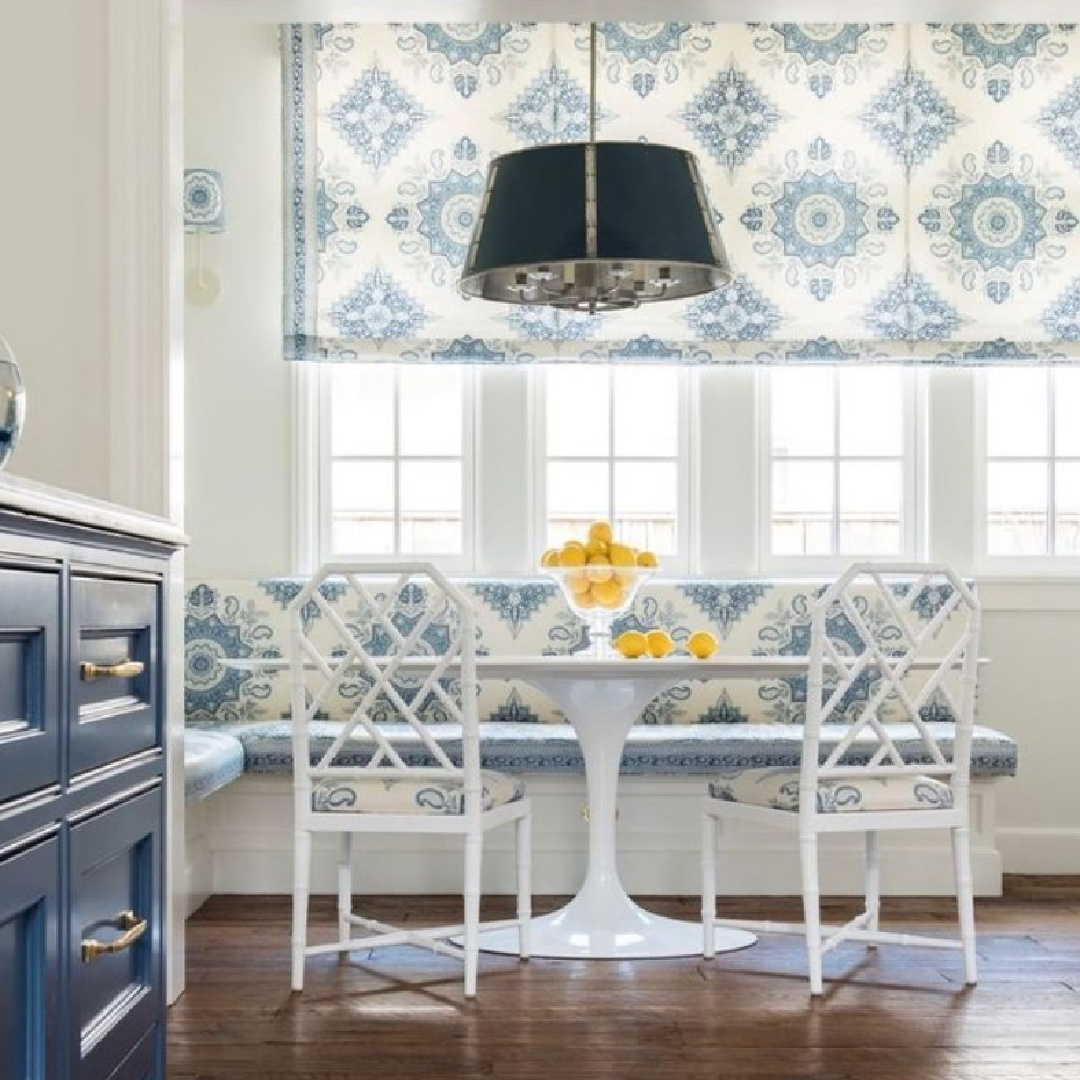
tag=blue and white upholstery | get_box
[703,563,984,995]
[183,729,244,804]
[287,562,531,1000]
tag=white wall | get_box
[0,0,111,498]
[183,23,1080,875]
[184,22,291,578]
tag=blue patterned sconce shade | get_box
[183,169,226,233]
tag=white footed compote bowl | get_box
[544,565,655,657]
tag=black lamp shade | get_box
[460,141,732,309]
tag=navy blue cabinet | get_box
[0,508,175,1080]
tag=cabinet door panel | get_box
[0,834,61,1080]
[69,786,161,1080]
[70,578,159,776]
[100,1026,158,1080]
[0,566,61,805]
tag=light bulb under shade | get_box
[459,142,733,312]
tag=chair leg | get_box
[516,812,532,961]
[337,832,353,952]
[864,830,880,948]
[702,809,717,960]
[464,830,482,999]
[291,827,312,992]
[799,831,823,996]
[952,825,978,985]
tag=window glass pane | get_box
[546,367,610,457]
[399,367,463,456]
[771,369,834,457]
[613,461,677,554]
[400,461,462,553]
[332,518,394,554]
[1055,462,1080,555]
[1054,370,1080,458]
[612,368,678,457]
[987,461,1048,555]
[771,461,834,556]
[547,461,608,547]
[838,369,904,456]
[838,461,902,554]
[331,365,394,456]
[330,460,395,554]
[987,369,1048,458]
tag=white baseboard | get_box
[189,775,1008,901]
[997,828,1080,874]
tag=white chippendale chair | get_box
[288,561,531,998]
[702,563,982,995]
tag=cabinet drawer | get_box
[0,834,61,1080]
[99,1026,159,1080]
[69,786,161,1080]
[0,565,61,805]
[70,577,159,776]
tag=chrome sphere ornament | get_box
[0,337,25,471]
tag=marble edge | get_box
[0,474,188,547]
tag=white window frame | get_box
[758,365,924,574]
[976,367,1080,575]
[294,362,477,575]
[531,365,696,576]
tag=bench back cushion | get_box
[185,577,963,728]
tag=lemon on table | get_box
[540,548,561,568]
[646,630,674,659]
[636,550,658,568]
[561,542,587,567]
[615,631,648,659]
[687,630,719,660]
[592,578,625,608]
[588,521,613,546]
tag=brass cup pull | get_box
[80,658,145,682]
[81,910,147,963]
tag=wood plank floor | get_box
[169,883,1080,1080]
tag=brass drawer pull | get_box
[80,658,145,681]
[81,910,147,963]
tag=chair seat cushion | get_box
[707,767,954,814]
[311,769,526,815]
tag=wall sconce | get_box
[184,168,225,306]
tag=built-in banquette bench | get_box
[182,577,1016,903]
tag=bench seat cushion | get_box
[203,720,1017,779]
[184,729,245,803]
[708,767,954,813]
[311,769,525,815]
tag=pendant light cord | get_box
[589,22,597,143]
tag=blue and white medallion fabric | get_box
[183,168,226,233]
[283,22,1080,363]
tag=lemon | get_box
[687,630,718,660]
[592,579,625,608]
[588,521,613,546]
[586,555,614,583]
[585,538,609,557]
[540,548,561,568]
[615,631,648,659]
[646,629,674,659]
[566,570,591,596]
[561,542,587,567]
[608,542,635,567]
[636,550,658,568]
[576,588,598,609]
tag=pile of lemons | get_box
[540,522,657,611]
[614,628,719,660]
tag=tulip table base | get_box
[466,660,758,960]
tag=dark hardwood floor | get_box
[168,882,1080,1080]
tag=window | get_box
[765,367,913,560]
[321,365,472,562]
[538,366,688,564]
[984,368,1080,557]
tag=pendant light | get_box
[459,23,733,314]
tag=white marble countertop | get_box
[0,473,187,546]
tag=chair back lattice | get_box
[288,562,480,806]
[802,563,982,797]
